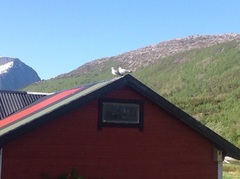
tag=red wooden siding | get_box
[2,86,217,179]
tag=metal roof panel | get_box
[0,90,47,119]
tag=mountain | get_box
[57,33,240,78]
[24,33,240,91]
[0,57,41,90]
[23,34,240,147]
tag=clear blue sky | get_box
[1,0,240,79]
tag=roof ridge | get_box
[26,91,51,95]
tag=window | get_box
[98,98,144,131]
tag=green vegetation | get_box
[26,60,117,92]
[24,41,240,149]
[134,41,240,148]
[223,161,240,179]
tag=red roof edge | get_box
[0,88,81,128]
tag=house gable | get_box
[0,74,239,161]
[2,85,218,178]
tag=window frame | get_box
[98,98,144,131]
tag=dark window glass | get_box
[98,99,144,131]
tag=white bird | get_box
[111,67,122,76]
[118,67,132,75]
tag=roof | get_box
[0,90,47,119]
[0,75,240,159]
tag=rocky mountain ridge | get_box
[0,57,41,90]
[57,33,240,78]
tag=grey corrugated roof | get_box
[0,90,47,119]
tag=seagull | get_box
[118,67,132,75]
[111,67,122,76]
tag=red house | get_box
[0,75,239,179]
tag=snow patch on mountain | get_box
[0,61,14,74]
[0,57,41,90]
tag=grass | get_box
[223,174,240,179]
[223,164,240,179]
[223,161,240,179]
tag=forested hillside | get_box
[23,39,240,147]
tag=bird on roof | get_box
[111,67,122,76]
[118,67,132,76]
